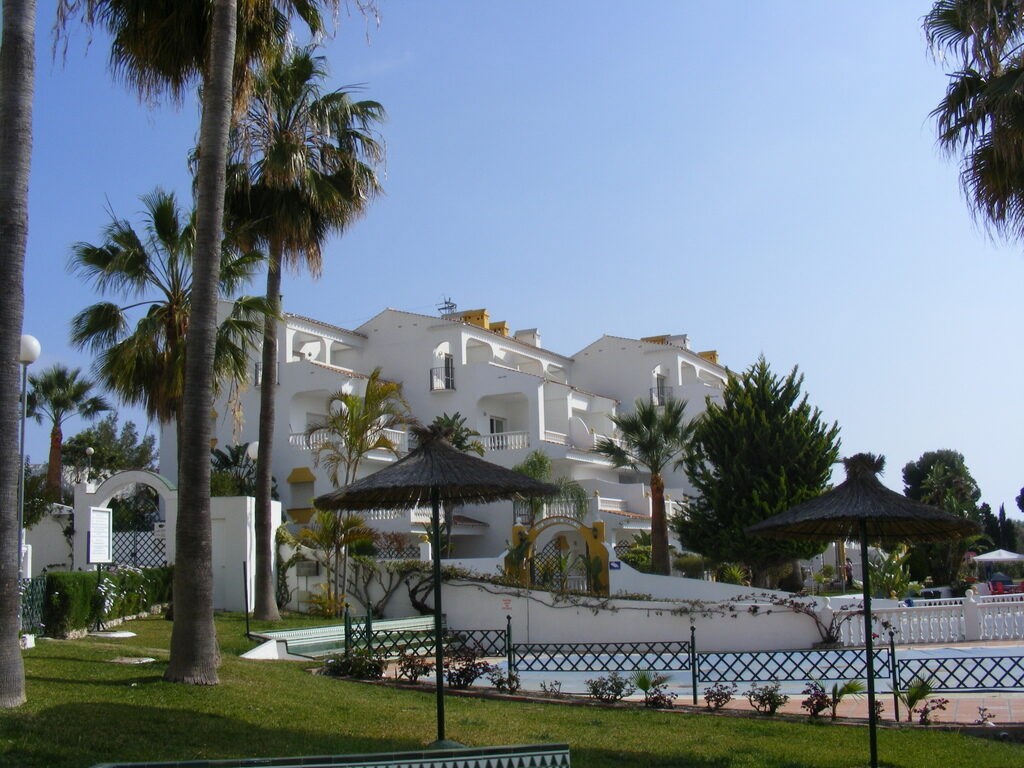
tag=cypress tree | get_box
[676,356,840,588]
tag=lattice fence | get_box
[374,543,420,560]
[20,576,46,633]
[112,531,167,568]
[513,641,692,672]
[695,648,891,684]
[898,654,1024,692]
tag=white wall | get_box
[25,513,73,574]
[437,580,821,652]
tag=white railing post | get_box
[816,597,838,644]
[419,537,432,563]
[963,589,981,641]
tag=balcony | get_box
[253,362,280,386]
[429,366,455,391]
[288,427,408,454]
[650,385,673,406]
[513,496,587,525]
[481,430,530,451]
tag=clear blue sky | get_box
[21,2,1024,518]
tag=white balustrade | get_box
[288,431,329,450]
[597,497,629,512]
[381,427,408,453]
[977,597,1024,641]
[482,431,530,451]
[289,428,408,454]
[543,430,568,445]
[835,590,1024,646]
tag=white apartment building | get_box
[159,302,729,558]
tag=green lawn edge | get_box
[2,613,1020,768]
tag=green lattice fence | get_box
[20,575,46,633]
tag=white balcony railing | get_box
[289,428,408,454]
[482,431,530,451]
[543,430,568,445]
[289,430,329,451]
[597,497,629,513]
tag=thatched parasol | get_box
[314,423,558,747]
[747,453,978,768]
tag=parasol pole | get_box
[859,520,878,768]
[430,486,446,745]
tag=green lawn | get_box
[2,613,1020,768]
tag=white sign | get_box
[88,507,113,564]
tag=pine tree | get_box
[675,356,840,588]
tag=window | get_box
[489,416,507,434]
[430,353,455,391]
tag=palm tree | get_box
[228,45,384,621]
[168,0,238,686]
[432,412,484,555]
[69,188,267,461]
[925,1,1024,238]
[307,368,410,487]
[595,398,697,576]
[298,508,374,616]
[55,0,347,686]
[27,365,111,497]
[0,0,37,710]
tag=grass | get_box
[1,613,1020,768]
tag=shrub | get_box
[487,667,521,694]
[41,566,172,637]
[746,683,789,715]
[321,649,386,680]
[443,647,493,689]
[800,681,830,718]
[917,697,949,725]
[673,554,705,579]
[539,680,564,697]
[585,672,635,703]
[630,670,676,709]
[828,679,865,719]
[703,682,737,710]
[395,652,433,683]
[620,546,652,574]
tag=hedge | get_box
[41,566,173,638]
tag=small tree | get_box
[297,509,373,617]
[308,368,410,487]
[676,357,840,587]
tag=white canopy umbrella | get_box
[972,548,1024,563]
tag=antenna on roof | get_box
[437,297,458,317]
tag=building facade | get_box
[159,303,729,558]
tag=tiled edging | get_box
[90,743,571,768]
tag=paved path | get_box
[704,690,1022,725]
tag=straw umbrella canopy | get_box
[746,453,979,768]
[314,423,558,747]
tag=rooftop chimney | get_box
[514,328,542,348]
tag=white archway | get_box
[73,470,179,569]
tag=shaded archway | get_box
[505,516,609,595]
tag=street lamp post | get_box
[85,446,94,480]
[17,334,41,595]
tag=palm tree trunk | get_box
[45,424,63,498]
[650,473,670,575]
[253,249,282,620]
[165,0,236,686]
[0,0,35,709]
